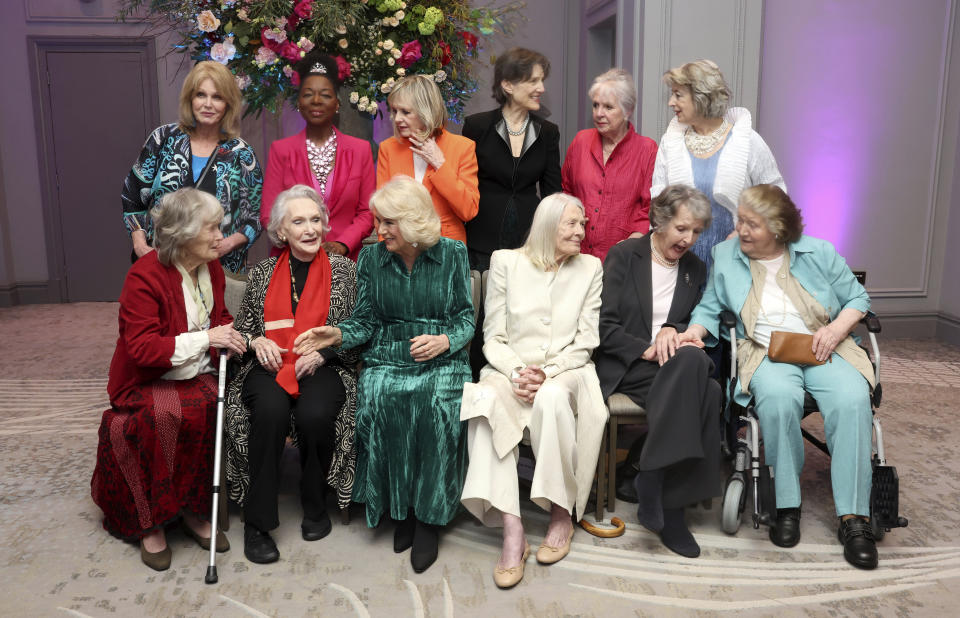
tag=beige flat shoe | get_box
[182,521,230,552]
[493,542,530,589]
[536,527,574,565]
[140,539,172,571]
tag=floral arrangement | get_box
[118,0,523,122]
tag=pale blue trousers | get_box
[749,354,873,516]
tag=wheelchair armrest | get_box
[861,311,881,334]
[720,310,737,329]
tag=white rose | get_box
[391,48,402,59]
[433,70,447,83]
[336,24,348,34]
[387,57,395,66]
[375,48,383,55]
[359,96,369,106]
[197,10,220,33]
[382,39,395,50]
[349,92,360,104]
[396,67,405,76]
[395,10,405,20]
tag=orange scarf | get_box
[263,248,331,396]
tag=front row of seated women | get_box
[93,179,880,579]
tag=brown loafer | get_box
[536,527,574,565]
[140,540,171,571]
[182,521,230,552]
[493,542,530,589]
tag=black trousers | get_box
[241,363,346,531]
[616,346,722,509]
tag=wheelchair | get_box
[718,310,908,540]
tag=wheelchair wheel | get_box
[721,477,746,534]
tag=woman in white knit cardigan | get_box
[651,59,785,270]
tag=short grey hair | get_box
[588,68,637,118]
[650,185,712,231]
[663,59,731,119]
[522,193,584,271]
[267,184,331,248]
[370,175,441,248]
[151,188,223,266]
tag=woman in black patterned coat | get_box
[224,185,358,565]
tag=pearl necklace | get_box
[650,237,679,268]
[307,131,338,193]
[506,114,529,136]
[684,119,729,157]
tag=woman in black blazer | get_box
[461,48,562,272]
[594,185,719,559]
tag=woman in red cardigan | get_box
[561,69,657,261]
[377,74,479,243]
[91,188,246,571]
[261,51,375,260]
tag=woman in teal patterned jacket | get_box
[121,61,262,273]
[294,175,474,574]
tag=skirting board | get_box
[0,281,59,307]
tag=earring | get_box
[411,242,419,248]
[280,235,286,242]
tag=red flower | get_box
[399,40,423,69]
[293,0,313,19]
[290,72,301,87]
[459,31,478,50]
[279,41,301,63]
[259,27,281,52]
[335,55,352,80]
[287,14,300,30]
[437,41,452,66]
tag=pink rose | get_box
[294,0,313,19]
[398,40,422,69]
[335,55,352,80]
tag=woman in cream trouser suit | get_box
[460,193,607,589]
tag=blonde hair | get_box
[370,175,441,248]
[588,68,637,118]
[387,74,447,140]
[267,184,331,248]
[522,193,584,270]
[663,59,731,119]
[178,61,243,139]
[151,188,223,266]
[739,184,804,244]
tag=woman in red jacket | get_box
[91,188,246,571]
[561,69,657,261]
[262,51,375,260]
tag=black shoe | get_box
[837,518,878,570]
[769,508,801,548]
[301,512,332,542]
[394,516,416,553]
[411,519,439,573]
[660,508,700,558]
[244,525,280,564]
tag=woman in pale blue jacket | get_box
[679,185,878,570]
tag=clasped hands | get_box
[293,326,449,363]
[512,365,547,404]
[251,336,324,379]
[642,326,704,366]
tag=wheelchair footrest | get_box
[871,464,907,529]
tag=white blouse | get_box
[162,265,215,380]
[650,260,679,343]
[752,254,812,349]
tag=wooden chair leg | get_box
[340,507,350,525]
[607,419,618,513]
[595,422,608,521]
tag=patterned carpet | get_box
[1,302,959,617]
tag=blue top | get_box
[192,155,210,183]
[690,235,871,347]
[689,142,733,270]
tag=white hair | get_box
[267,184,330,248]
[522,193,584,270]
[588,68,637,118]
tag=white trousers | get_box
[461,372,581,527]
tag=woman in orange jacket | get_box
[377,75,479,243]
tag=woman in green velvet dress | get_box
[295,175,474,573]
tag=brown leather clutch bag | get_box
[768,331,829,366]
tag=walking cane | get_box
[205,353,228,584]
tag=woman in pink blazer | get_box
[262,51,375,260]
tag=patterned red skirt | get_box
[91,374,217,540]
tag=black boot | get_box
[660,508,700,558]
[410,519,439,573]
[394,514,416,553]
[633,468,665,533]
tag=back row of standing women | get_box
[120,50,784,276]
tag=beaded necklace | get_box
[307,131,338,194]
[684,119,729,157]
